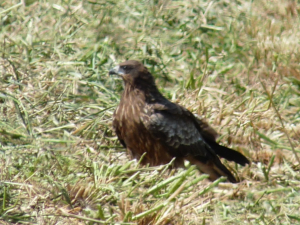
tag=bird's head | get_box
[109,60,155,86]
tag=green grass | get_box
[1,0,300,224]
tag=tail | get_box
[186,155,237,183]
[206,140,250,166]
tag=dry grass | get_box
[1,0,300,224]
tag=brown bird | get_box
[109,60,249,183]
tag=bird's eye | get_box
[121,65,132,70]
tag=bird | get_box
[109,60,250,183]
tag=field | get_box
[1,0,300,224]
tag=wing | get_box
[141,101,238,182]
[141,102,217,160]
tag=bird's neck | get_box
[123,82,164,103]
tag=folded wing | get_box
[141,102,238,182]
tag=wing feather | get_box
[141,102,212,159]
[141,102,237,182]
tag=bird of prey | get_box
[109,60,250,183]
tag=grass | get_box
[1,0,300,224]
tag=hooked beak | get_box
[109,65,124,76]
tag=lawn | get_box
[1,0,300,224]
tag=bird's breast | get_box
[113,93,175,166]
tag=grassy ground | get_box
[1,0,300,224]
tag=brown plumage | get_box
[109,60,250,183]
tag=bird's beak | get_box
[109,65,124,76]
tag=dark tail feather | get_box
[186,156,237,183]
[211,160,238,183]
[207,141,250,166]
